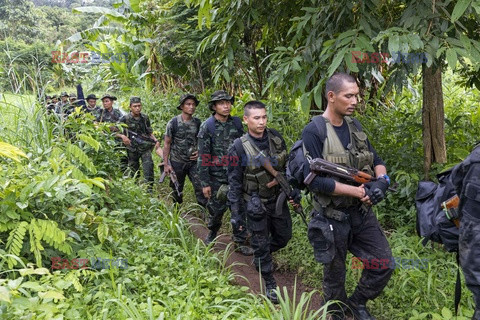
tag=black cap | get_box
[177,94,199,110]
[86,94,98,101]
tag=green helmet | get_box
[177,93,199,110]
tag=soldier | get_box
[52,95,59,105]
[83,94,101,115]
[163,94,207,207]
[227,100,296,303]
[45,95,56,113]
[118,97,160,189]
[55,92,70,115]
[197,90,253,256]
[97,93,123,123]
[451,142,480,320]
[302,73,393,320]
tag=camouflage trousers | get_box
[459,212,480,309]
[246,197,292,277]
[308,205,393,314]
[207,179,248,244]
[170,160,207,207]
[126,149,154,185]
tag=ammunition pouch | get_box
[348,131,374,175]
[246,193,266,232]
[216,184,229,202]
[308,211,335,264]
[244,171,276,199]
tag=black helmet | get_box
[177,93,199,110]
[207,90,234,111]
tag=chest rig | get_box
[314,116,374,210]
[241,130,287,201]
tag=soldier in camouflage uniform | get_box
[451,143,480,320]
[97,94,123,123]
[55,92,70,116]
[227,101,297,303]
[118,97,160,188]
[163,94,207,206]
[83,94,102,115]
[197,90,253,256]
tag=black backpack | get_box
[415,170,459,252]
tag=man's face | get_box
[328,81,359,117]
[70,97,76,103]
[130,102,142,117]
[87,99,97,108]
[181,99,197,115]
[53,97,58,103]
[244,107,267,136]
[213,100,232,117]
[102,98,113,110]
[61,96,68,103]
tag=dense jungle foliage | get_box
[1,0,480,319]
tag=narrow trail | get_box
[184,214,324,313]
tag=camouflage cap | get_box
[207,90,234,111]
[86,94,98,101]
[46,95,52,99]
[60,91,68,97]
[177,93,199,110]
[69,93,76,98]
[101,93,117,101]
[129,96,141,105]
[52,95,58,99]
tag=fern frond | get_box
[6,221,28,268]
[66,143,97,174]
[0,141,27,162]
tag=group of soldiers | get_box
[45,72,479,320]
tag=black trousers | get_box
[459,212,480,309]
[246,198,292,277]
[310,205,393,309]
[170,160,207,207]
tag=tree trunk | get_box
[422,65,447,179]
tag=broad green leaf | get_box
[97,224,109,243]
[388,35,400,54]
[130,0,140,12]
[0,286,10,303]
[345,50,359,73]
[446,48,457,70]
[328,47,347,77]
[441,307,453,319]
[20,281,45,291]
[38,291,66,300]
[451,0,472,22]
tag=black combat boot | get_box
[264,274,279,304]
[204,230,217,245]
[346,299,376,320]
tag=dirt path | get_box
[184,214,324,312]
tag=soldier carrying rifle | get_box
[302,73,393,320]
[117,97,161,191]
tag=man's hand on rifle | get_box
[189,150,199,161]
[288,188,302,209]
[164,164,173,175]
[363,177,389,205]
[120,134,131,146]
[203,186,212,199]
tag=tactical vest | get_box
[314,116,374,209]
[240,130,287,200]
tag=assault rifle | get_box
[304,157,396,192]
[128,130,157,146]
[441,195,460,228]
[159,160,182,199]
[255,152,308,227]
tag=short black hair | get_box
[244,100,266,116]
[325,73,357,95]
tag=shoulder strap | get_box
[232,116,243,133]
[345,116,363,131]
[171,115,179,136]
[312,115,327,141]
[233,137,246,160]
[194,117,201,132]
[206,116,216,136]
